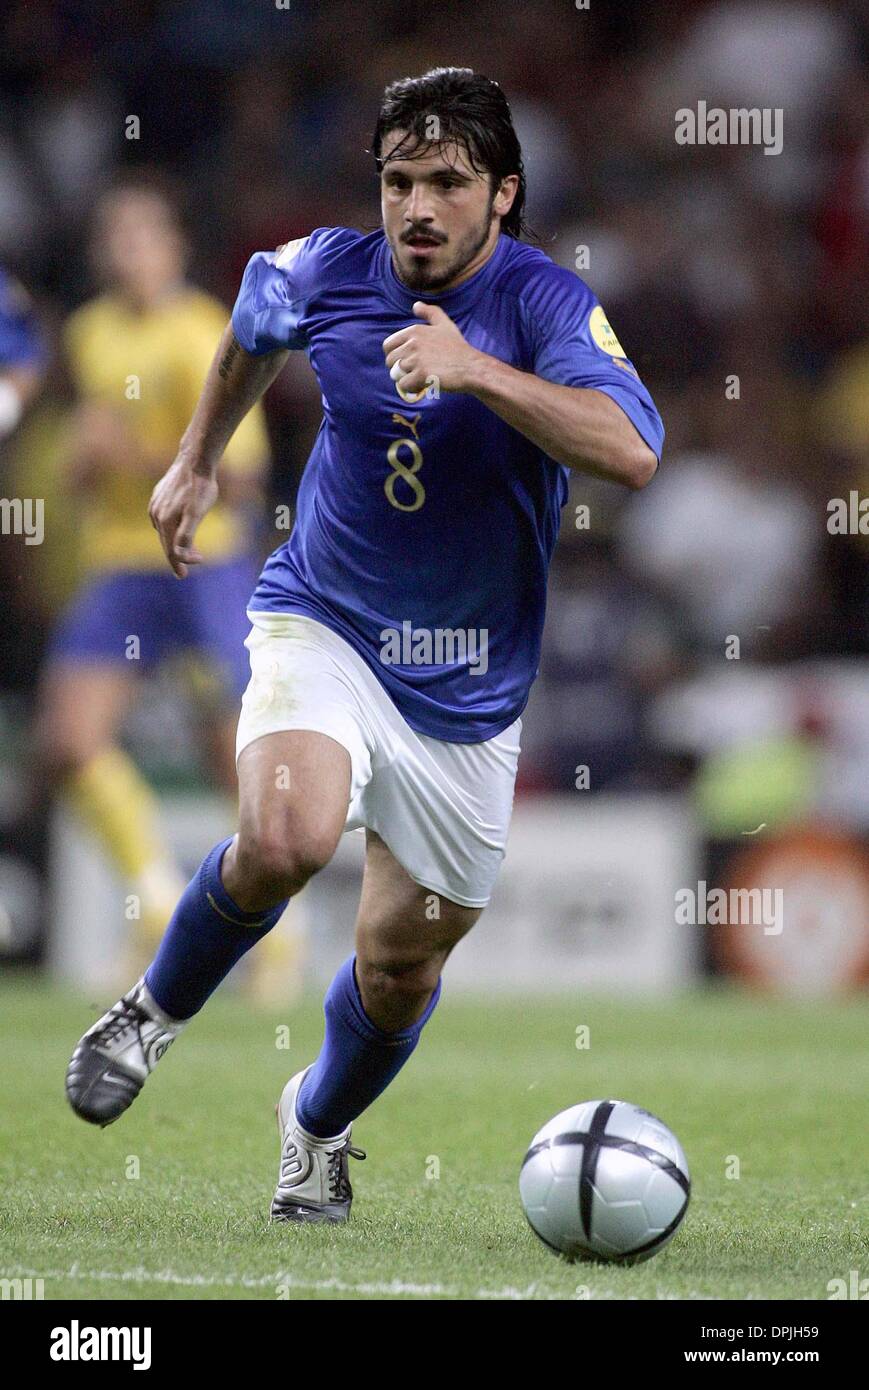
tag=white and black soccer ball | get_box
[520,1099,690,1263]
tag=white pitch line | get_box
[11,1265,453,1298]
[5,1265,590,1300]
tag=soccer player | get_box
[66,70,663,1223]
[0,267,46,439]
[38,174,269,956]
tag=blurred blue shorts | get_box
[47,555,258,701]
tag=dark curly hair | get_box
[371,66,531,240]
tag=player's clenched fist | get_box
[148,456,218,578]
[382,301,484,396]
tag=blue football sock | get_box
[295,953,442,1138]
[145,836,288,1020]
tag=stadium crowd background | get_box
[0,0,867,976]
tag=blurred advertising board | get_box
[47,793,702,996]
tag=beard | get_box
[390,194,496,293]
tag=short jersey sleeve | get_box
[525,265,664,460]
[231,240,310,354]
[231,224,355,355]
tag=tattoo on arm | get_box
[218,335,242,380]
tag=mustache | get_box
[401,230,446,244]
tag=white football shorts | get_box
[235,611,521,908]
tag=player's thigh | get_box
[37,662,138,769]
[355,829,483,975]
[235,728,352,877]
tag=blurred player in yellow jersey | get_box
[37,174,280,979]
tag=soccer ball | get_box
[519,1099,690,1263]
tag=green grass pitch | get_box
[1,975,866,1301]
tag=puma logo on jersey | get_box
[391,412,421,438]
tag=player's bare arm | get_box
[383,301,658,489]
[149,323,287,576]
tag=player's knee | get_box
[235,822,336,897]
[356,953,440,1011]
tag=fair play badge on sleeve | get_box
[589,303,627,357]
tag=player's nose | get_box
[402,187,436,228]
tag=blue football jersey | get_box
[0,268,45,369]
[232,228,663,742]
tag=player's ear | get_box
[493,174,519,219]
